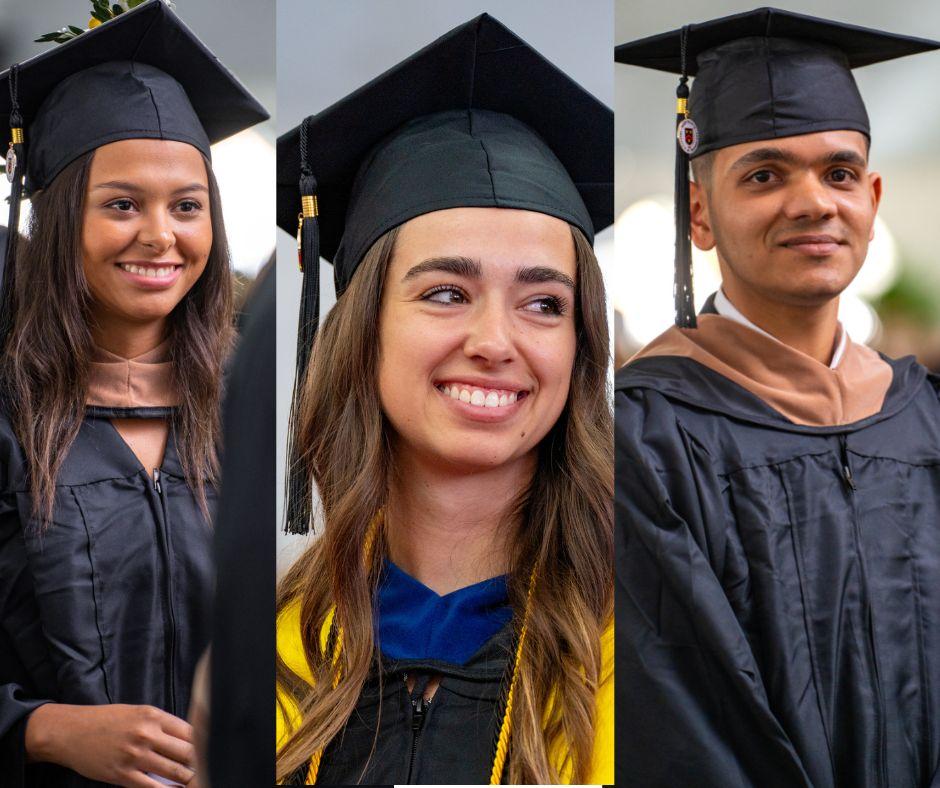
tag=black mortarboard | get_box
[0,0,268,338]
[615,8,940,327]
[277,13,613,534]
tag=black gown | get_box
[292,624,510,786]
[0,406,214,788]
[615,331,940,787]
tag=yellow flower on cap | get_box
[88,17,101,29]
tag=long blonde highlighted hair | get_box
[276,223,612,783]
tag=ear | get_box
[867,171,883,241]
[689,180,715,251]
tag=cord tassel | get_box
[2,64,25,348]
[673,26,697,328]
[285,117,320,535]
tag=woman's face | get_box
[81,138,212,336]
[378,207,578,473]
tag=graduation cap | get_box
[277,13,613,534]
[615,7,940,328]
[0,0,268,339]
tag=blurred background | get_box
[615,0,940,371]
[276,0,614,575]
[0,0,276,286]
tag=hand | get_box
[186,648,211,788]
[25,703,196,788]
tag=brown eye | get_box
[423,286,468,305]
[523,296,566,316]
[829,168,854,183]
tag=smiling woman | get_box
[0,3,268,787]
[275,12,613,786]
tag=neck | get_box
[720,279,840,365]
[90,311,167,359]
[385,448,535,595]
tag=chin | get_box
[424,441,527,473]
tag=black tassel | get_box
[284,118,320,535]
[1,63,25,349]
[673,27,697,329]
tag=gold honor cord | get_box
[488,568,537,784]
[302,514,536,785]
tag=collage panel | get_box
[614,2,940,787]
[0,1,274,786]
[275,1,614,784]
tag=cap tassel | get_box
[2,64,25,348]
[674,27,696,329]
[285,117,320,535]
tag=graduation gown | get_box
[0,407,214,787]
[615,307,940,787]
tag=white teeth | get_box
[120,263,175,278]
[439,384,524,409]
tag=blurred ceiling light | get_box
[614,195,720,346]
[838,294,879,346]
[211,128,275,277]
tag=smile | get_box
[115,261,184,290]
[118,263,181,279]
[435,382,528,409]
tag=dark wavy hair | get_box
[0,149,234,525]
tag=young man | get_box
[615,10,940,787]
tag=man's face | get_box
[689,130,882,308]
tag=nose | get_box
[782,172,837,223]
[463,299,517,366]
[138,209,175,255]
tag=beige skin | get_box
[690,130,882,364]
[25,138,212,788]
[378,207,577,597]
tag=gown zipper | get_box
[838,435,887,785]
[152,467,179,716]
[405,673,432,784]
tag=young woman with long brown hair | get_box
[275,14,613,785]
[0,4,267,786]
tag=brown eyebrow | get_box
[729,147,867,171]
[402,257,575,290]
[402,256,481,281]
[515,265,575,290]
[824,150,868,168]
[92,180,209,195]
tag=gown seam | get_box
[71,487,114,704]
[779,465,838,785]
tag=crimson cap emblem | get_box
[5,145,15,183]
[677,118,699,155]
